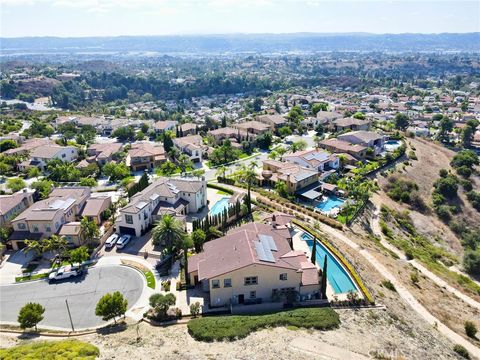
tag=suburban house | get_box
[18,145,78,171]
[179,123,198,136]
[282,149,339,173]
[86,143,123,166]
[0,190,35,226]
[8,187,91,250]
[188,221,320,307]
[80,196,112,224]
[303,111,342,128]
[154,120,177,134]
[337,131,385,155]
[58,222,84,247]
[3,138,52,156]
[318,138,368,160]
[115,177,207,237]
[256,114,287,130]
[173,135,204,163]
[208,127,252,145]
[331,117,370,132]
[233,120,271,135]
[126,143,166,171]
[261,160,319,194]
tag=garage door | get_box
[118,226,136,236]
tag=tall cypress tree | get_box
[320,255,328,300]
[311,237,317,265]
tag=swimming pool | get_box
[385,139,402,152]
[210,197,230,216]
[301,232,358,294]
[315,195,345,213]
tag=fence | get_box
[90,226,114,259]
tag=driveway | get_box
[0,265,144,330]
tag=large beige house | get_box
[0,190,34,227]
[188,221,320,308]
[261,160,319,194]
[115,177,206,237]
[127,143,166,171]
[8,187,91,250]
[18,145,78,171]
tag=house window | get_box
[33,226,39,232]
[125,215,133,224]
[250,291,256,299]
[280,273,288,281]
[244,276,258,286]
[224,278,232,287]
[62,153,66,158]
[18,223,26,230]
[46,226,51,232]
[212,279,220,288]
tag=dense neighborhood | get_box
[1,34,480,359]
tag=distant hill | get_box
[1,33,479,54]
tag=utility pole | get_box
[65,299,75,332]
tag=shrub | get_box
[410,272,419,285]
[435,205,451,222]
[162,280,171,292]
[187,308,340,341]
[460,179,473,192]
[466,191,480,211]
[381,280,396,291]
[149,293,176,321]
[464,321,477,338]
[190,302,201,318]
[0,340,99,360]
[453,344,470,359]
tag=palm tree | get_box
[80,216,99,246]
[168,147,180,163]
[23,240,44,259]
[44,235,69,258]
[215,165,228,180]
[152,215,186,264]
[178,154,193,175]
[238,162,257,216]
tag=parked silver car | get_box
[116,234,132,249]
[105,234,119,248]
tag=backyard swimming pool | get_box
[385,139,402,152]
[301,232,358,294]
[315,195,345,213]
[210,197,230,216]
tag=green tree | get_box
[6,177,26,192]
[31,179,53,199]
[182,235,194,284]
[23,240,45,259]
[79,177,97,187]
[463,250,480,275]
[102,162,130,181]
[352,112,366,120]
[255,132,273,150]
[189,302,201,318]
[156,160,178,176]
[394,113,410,131]
[290,140,307,153]
[95,291,128,324]
[275,180,290,198]
[27,166,41,179]
[311,103,328,116]
[215,165,228,180]
[149,293,176,319]
[152,215,186,258]
[112,126,135,142]
[80,217,99,246]
[191,229,206,253]
[43,235,69,258]
[69,246,90,265]
[178,154,193,174]
[17,302,45,331]
[236,162,257,216]
[320,255,327,299]
[278,126,292,138]
[252,98,263,112]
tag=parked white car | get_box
[116,234,132,249]
[49,264,83,282]
[105,234,119,248]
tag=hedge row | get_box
[187,307,340,342]
[206,183,235,195]
[292,219,375,305]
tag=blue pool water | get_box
[385,139,401,152]
[210,197,230,216]
[301,232,358,294]
[315,195,345,212]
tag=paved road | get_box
[0,266,144,330]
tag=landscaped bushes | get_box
[187,307,340,342]
[206,183,234,195]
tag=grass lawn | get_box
[187,307,340,341]
[144,270,156,289]
[15,272,49,283]
[120,259,156,289]
[0,340,99,359]
[216,190,231,195]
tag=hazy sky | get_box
[1,0,479,37]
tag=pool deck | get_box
[291,227,360,302]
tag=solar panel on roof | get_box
[254,240,275,263]
[259,234,277,251]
